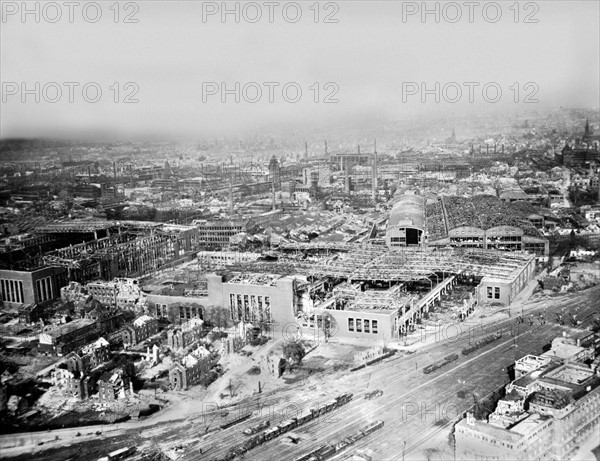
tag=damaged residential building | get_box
[50,337,110,400]
[167,318,204,350]
[64,337,111,374]
[97,369,134,402]
[51,367,92,400]
[38,313,121,356]
[87,278,146,312]
[122,315,159,347]
[169,352,213,391]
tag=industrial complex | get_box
[1,114,600,461]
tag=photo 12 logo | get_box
[400,401,460,424]
[401,81,539,104]
[201,1,339,24]
[201,81,339,104]
[401,1,540,24]
[1,1,140,23]
[1,82,140,103]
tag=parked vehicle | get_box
[423,353,459,374]
[243,420,270,435]
[364,389,383,400]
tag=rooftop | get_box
[388,194,425,230]
[35,220,115,234]
[223,273,285,286]
[236,247,536,284]
[426,195,544,239]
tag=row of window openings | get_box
[1,279,25,303]
[348,318,378,334]
[204,227,242,231]
[487,287,501,299]
[229,294,271,321]
[179,306,202,319]
[450,238,523,244]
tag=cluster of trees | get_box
[278,341,307,377]
[568,185,598,207]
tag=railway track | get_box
[7,288,595,461]
[213,288,600,461]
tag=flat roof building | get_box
[455,339,600,461]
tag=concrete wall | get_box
[149,274,297,332]
[215,276,297,330]
[0,266,64,307]
[477,256,535,305]
[311,308,395,342]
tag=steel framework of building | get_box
[231,245,534,284]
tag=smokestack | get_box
[325,141,328,155]
[113,162,118,197]
[358,145,361,155]
[372,139,378,202]
[304,142,308,160]
[229,179,234,214]
[345,162,350,195]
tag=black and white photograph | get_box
[1,1,600,460]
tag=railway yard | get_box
[2,284,599,461]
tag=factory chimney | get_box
[372,139,378,202]
[304,142,308,160]
[113,162,117,196]
[358,145,361,155]
[229,179,234,214]
[344,162,351,195]
[113,161,117,180]
[325,141,328,155]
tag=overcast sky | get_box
[1,1,599,140]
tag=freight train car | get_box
[293,421,384,461]
[462,331,502,355]
[220,411,252,429]
[423,353,459,374]
[223,394,354,461]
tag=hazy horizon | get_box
[2,1,599,140]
